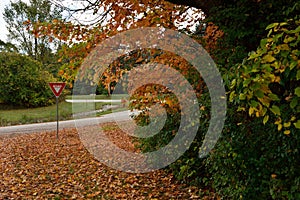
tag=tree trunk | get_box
[34,37,38,60]
[107,82,111,97]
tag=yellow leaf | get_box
[283,122,291,128]
[284,130,290,135]
[255,111,260,117]
[277,44,290,51]
[274,76,281,82]
[263,54,276,63]
[237,106,246,111]
[275,118,282,124]
[278,123,283,131]
[230,79,236,89]
[239,93,246,100]
[249,107,254,116]
[229,91,235,102]
[263,115,269,124]
[258,97,270,107]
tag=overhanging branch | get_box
[164,0,215,15]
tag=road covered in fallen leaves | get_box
[0,122,217,199]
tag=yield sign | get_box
[49,82,66,97]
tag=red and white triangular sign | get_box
[49,82,66,97]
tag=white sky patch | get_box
[52,1,204,32]
[51,0,109,26]
[0,0,31,42]
[175,7,205,32]
[0,0,13,42]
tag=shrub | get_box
[208,19,300,199]
[0,52,55,107]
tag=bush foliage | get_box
[0,52,55,107]
[210,18,300,199]
[230,19,300,132]
[132,19,300,199]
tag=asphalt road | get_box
[0,110,137,136]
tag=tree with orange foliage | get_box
[32,0,204,88]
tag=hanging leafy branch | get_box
[31,0,203,87]
[230,19,300,132]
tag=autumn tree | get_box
[3,0,63,66]
[36,0,203,87]
[50,0,299,66]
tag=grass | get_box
[0,95,128,126]
[0,101,71,126]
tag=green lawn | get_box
[0,95,127,126]
[0,101,71,126]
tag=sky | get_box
[0,0,109,43]
[1,0,31,42]
[0,0,12,42]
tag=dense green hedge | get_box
[0,52,55,107]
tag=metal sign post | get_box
[49,82,66,139]
[56,96,59,139]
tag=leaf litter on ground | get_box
[0,122,217,199]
